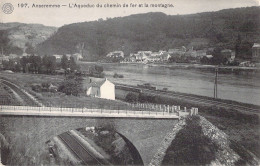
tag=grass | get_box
[0,84,20,105]
[0,71,130,110]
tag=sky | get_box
[0,0,259,27]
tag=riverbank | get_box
[82,61,260,70]
[80,62,260,105]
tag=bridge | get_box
[0,105,182,165]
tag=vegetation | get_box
[132,92,260,158]
[2,54,80,74]
[37,7,260,60]
[162,116,218,165]
[113,73,124,78]
[125,92,139,102]
[87,64,105,78]
[58,74,83,96]
[0,23,56,55]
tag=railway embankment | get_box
[150,115,259,166]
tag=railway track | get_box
[116,84,260,114]
[58,132,103,165]
[0,79,40,106]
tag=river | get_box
[80,62,260,106]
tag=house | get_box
[221,49,235,59]
[158,50,167,55]
[106,51,124,58]
[206,55,213,59]
[147,56,160,62]
[53,54,63,63]
[151,52,160,57]
[196,50,207,58]
[72,53,83,61]
[135,53,148,61]
[0,55,10,62]
[168,48,185,57]
[9,54,19,59]
[83,77,115,100]
[252,43,260,63]
[160,53,171,61]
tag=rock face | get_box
[153,115,260,166]
[0,23,57,55]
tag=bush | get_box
[125,92,139,102]
[113,73,124,78]
[58,74,83,96]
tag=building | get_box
[168,48,185,57]
[196,50,207,58]
[53,54,63,63]
[206,55,213,59]
[160,53,171,61]
[72,53,83,61]
[106,51,124,58]
[83,77,115,100]
[135,53,148,61]
[252,43,260,63]
[221,49,235,59]
[146,56,160,62]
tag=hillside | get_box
[36,6,260,60]
[0,23,57,55]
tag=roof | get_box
[252,43,260,48]
[221,49,232,53]
[84,77,112,88]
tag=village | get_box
[1,43,260,69]
[106,43,260,67]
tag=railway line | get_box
[0,79,40,106]
[58,132,103,165]
[116,83,260,114]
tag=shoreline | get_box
[80,61,260,71]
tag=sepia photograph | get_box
[0,0,260,165]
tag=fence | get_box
[127,102,199,116]
[0,104,198,117]
[0,105,179,117]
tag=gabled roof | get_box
[84,77,112,88]
[252,43,260,48]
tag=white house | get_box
[106,51,124,58]
[84,77,115,100]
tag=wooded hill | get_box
[36,6,260,60]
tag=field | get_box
[0,71,129,110]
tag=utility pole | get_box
[214,67,218,99]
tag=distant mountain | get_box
[0,23,57,55]
[34,6,259,60]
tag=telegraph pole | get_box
[214,67,218,99]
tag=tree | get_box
[69,57,77,71]
[29,55,42,73]
[20,56,28,73]
[61,55,68,69]
[25,44,35,54]
[42,55,56,74]
[58,74,83,96]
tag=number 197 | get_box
[18,3,28,8]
